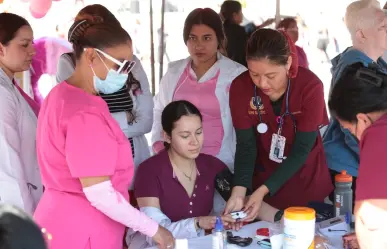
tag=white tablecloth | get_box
[146,221,346,249]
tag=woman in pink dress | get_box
[33,12,174,249]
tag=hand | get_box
[243,186,269,222]
[343,233,359,249]
[197,216,216,230]
[224,187,247,214]
[221,214,236,228]
[152,225,175,249]
[226,220,244,232]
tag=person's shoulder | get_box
[224,22,246,34]
[219,54,247,74]
[50,83,110,120]
[362,115,387,143]
[197,154,226,173]
[138,150,169,175]
[167,57,190,72]
[296,67,323,87]
[230,70,252,91]
[0,80,16,109]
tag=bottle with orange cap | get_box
[283,207,316,249]
[334,170,353,221]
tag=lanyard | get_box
[253,79,297,135]
[277,79,297,135]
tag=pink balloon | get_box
[29,0,52,19]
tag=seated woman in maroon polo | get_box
[131,100,281,248]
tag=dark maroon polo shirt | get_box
[134,150,226,222]
[356,114,387,201]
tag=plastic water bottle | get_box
[334,170,353,223]
[212,217,226,249]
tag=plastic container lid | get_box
[335,170,353,183]
[214,217,224,232]
[284,207,316,221]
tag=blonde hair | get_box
[345,0,382,37]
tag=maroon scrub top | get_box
[356,114,387,201]
[229,67,333,209]
[134,150,226,222]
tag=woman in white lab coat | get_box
[151,8,246,214]
[0,13,42,215]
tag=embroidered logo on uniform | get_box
[205,185,210,191]
[249,97,265,115]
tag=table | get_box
[146,221,346,249]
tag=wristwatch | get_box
[274,210,284,223]
[195,218,201,229]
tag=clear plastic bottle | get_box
[334,170,353,223]
[212,217,226,249]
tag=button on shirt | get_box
[134,150,226,222]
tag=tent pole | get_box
[275,0,281,26]
[149,0,155,95]
[159,0,165,81]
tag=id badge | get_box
[269,133,286,163]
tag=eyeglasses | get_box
[94,48,136,74]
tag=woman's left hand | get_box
[243,186,269,222]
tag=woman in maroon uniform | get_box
[225,29,333,221]
[330,63,387,249]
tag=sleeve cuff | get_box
[263,179,277,196]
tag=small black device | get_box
[257,238,271,248]
[226,231,253,247]
[215,168,252,201]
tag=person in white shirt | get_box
[0,13,42,215]
[151,8,246,214]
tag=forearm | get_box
[140,206,200,245]
[83,181,158,237]
[233,128,257,191]
[257,202,279,223]
[264,131,317,195]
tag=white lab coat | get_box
[152,53,247,170]
[56,54,153,189]
[151,53,246,214]
[0,68,42,215]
